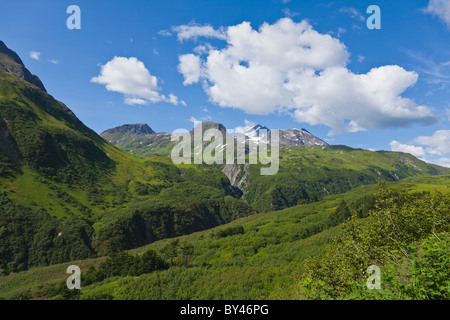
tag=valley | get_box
[0,39,448,300]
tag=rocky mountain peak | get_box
[191,121,227,135]
[0,40,47,92]
[101,123,155,136]
[276,128,328,146]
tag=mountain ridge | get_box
[100,121,328,156]
[0,40,46,92]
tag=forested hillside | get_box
[1,178,448,300]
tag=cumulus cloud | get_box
[290,65,436,135]
[390,130,450,167]
[425,0,450,28]
[91,56,185,106]
[178,54,202,85]
[413,130,450,156]
[193,44,214,55]
[172,23,226,42]
[177,18,438,135]
[29,51,40,61]
[389,140,426,159]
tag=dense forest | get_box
[1,180,448,300]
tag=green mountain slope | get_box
[241,144,450,212]
[101,121,450,212]
[0,41,253,273]
[1,176,448,300]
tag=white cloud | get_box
[434,157,450,167]
[282,8,300,18]
[336,27,346,37]
[49,59,59,64]
[177,18,438,135]
[124,97,148,105]
[290,65,437,135]
[29,51,40,61]
[178,54,202,85]
[91,56,184,106]
[413,130,450,156]
[234,120,256,134]
[189,113,212,123]
[168,93,187,106]
[390,130,450,167]
[357,55,365,63]
[193,44,214,55]
[425,0,450,28]
[389,140,426,159]
[339,7,365,22]
[172,23,226,42]
[189,116,200,124]
[402,49,450,85]
[158,29,172,36]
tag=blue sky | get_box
[1,0,450,166]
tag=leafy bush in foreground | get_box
[300,182,450,299]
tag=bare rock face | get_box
[274,128,328,147]
[0,40,46,92]
[221,163,250,190]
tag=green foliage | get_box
[0,70,256,269]
[325,200,351,228]
[92,178,255,255]
[161,239,180,265]
[216,225,245,239]
[83,249,168,286]
[244,146,450,212]
[0,83,114,184]
[350,233,450,300]
[300,182,450,299]
[180,244,194,267]
[0,193,94,273]
[1,178,449,300]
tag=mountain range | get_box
[100,122,328,154]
